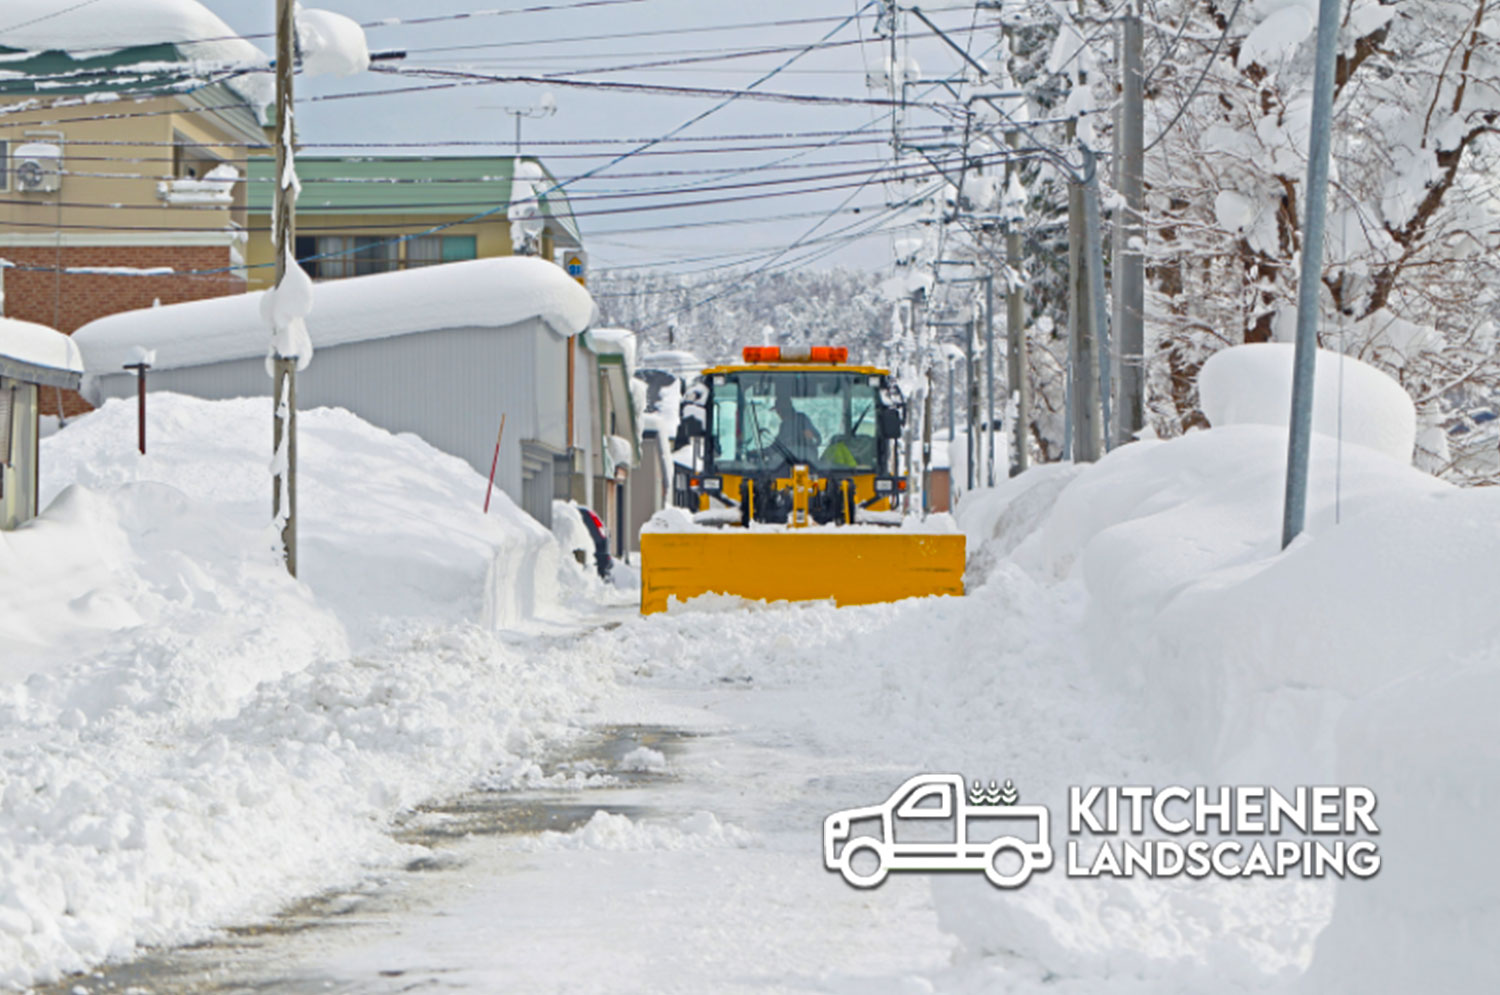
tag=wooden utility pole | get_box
[272,0,298,575]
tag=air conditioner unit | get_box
[14,142,62,193]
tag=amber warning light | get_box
[741,346,849,364]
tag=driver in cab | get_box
[770,393,857,468]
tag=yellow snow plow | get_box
[640,346,965,614]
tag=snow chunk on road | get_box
[516,810,753,852]
[616,746,668,772]
[1199,342,1416,462]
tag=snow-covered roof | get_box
[3,0,274,118]
[584,327,638,373]
[73,257,598,374]
[0,317,85,387]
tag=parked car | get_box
[578,506,613,580]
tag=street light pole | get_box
[1282,0,1343,548]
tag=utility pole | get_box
[965,317,978,491]
[1082,144,1111,453]
[272,0,298,575]
[1117,4,1146,443]
[984,273,995,486]
[947,350,956,443]
[1066,126,1103,462]
[1282,0,1342,549]
[1005,134,1029,475]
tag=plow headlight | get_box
[874,478,894,493]
[701,476,722,492]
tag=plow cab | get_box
[640,347,965,614]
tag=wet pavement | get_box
[34,725,702,995]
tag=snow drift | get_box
[1198,343,1416,462]
[38,393,562,637]
[0,395,614,987]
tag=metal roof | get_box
[0,43,188,95]
[246,156,582,246]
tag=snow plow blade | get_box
[639,531,965,614]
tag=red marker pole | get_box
[123,362,150,454]
[483,413,507,513]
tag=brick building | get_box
[0,5,272,415]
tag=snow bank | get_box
[992,422,1496,989]
[1198,343,1416,462]
[72,256,596,376]
[0,396,616,987]
[40,394,562,637]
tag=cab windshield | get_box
[709,371,880,473]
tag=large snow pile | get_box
[39,394,563,637]
[1199,343,1416,462]
[0,395,615,987]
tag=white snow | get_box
[71,256,597,378]
[294,7,370,78]
[2,0,274,119]
[1198,342,1417,462]
[1238,1,1317,70]
[0,316,84,374]
[156,162,239,206]
[0,392,626,988]
[3,345,1492,990]
[259,247,316,372]
[507,159,547,254]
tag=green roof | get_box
[0,43,193,95]
[247,155,581,246]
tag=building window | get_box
[406,235,477,268]
[295,235,400,279]
[0,141,8,192]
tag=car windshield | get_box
[709,371,880,473]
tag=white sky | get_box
[206,1,997,276]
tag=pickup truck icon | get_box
[823,773,1053,888]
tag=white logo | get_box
[823,773,1053,889]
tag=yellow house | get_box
[244,156,583,290]
[0,12,271,414]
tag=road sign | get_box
[561,249,587,286]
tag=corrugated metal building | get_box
[71,257,605,528]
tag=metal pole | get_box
[1082,145,1111,454]
[272,0,298,576]
[124,362,149,454]
[1118,6,1146,443]
[1282,0,1342,549]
